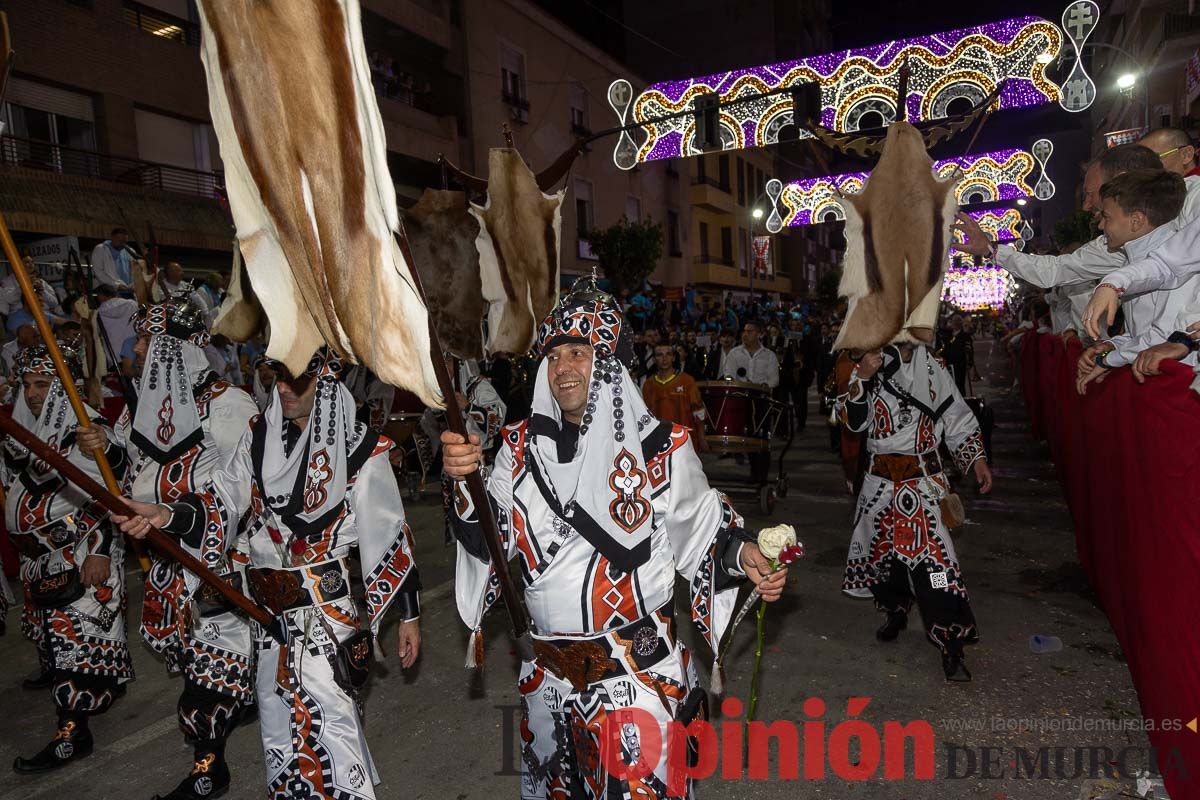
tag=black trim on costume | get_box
[250,415,377,538]
[524,442,651,574]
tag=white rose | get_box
[756,524,796,563]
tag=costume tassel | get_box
[710,656,724,695]
[465,628,484,669]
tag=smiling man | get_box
[4,343,132,774]
[441,275,791,799]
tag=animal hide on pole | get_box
[212,243,265,342]
[470,149,565,356]
[195,0,441,408]
[403,189,483,361]
[440,143,580,357]
[831,121,960,353]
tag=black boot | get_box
[152,750,230,800]
[875,609,907,642]
[942,650,973,682]
[12,719,94,773]
[22,669,55,691]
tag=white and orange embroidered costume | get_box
[3,343,132,771]
[451,280,753,799]
[836,345,987,659]
[110,295,260,798]
[158,352,420,799]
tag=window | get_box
[720,226,733,263]
[738,226,748,275]
[736,157,745,205]
[667,209,681,256]
[718,154,730,191]
[123,0,200,46]
[500,44,527,108]
[569,82,588,134]
[625,195,641,221]
[699,222,710,259]
[134,109,212,170]
[696,154,706,181]
[2,78,97,175]
[574,178,595,236]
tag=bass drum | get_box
[698,380,772,453]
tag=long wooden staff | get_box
[0,214,151,570]
[395,227,535,663]
[0,410,282,639]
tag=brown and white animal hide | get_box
[132,259,155,308]
[832,121,960,353]
[470,149,564,356]
[404,189,484,361]
[212,245,265,342]
[195,0,441,408]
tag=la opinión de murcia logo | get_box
[492,696,1185,791]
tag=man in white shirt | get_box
[94,284,138,365]
[722,321,780,486]
[954,143,1164,291]
[1,323,39,374]
[722,321,780,390]
[0,255,63,318]
[90,227,134,292]
[1076,170,1191,393]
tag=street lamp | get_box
[1036,51,1056,65]
[1116,72,1137,90]
[751,207,764,220]
[1016,198,1028,206]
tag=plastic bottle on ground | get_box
[1029,634,1063,654]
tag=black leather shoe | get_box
[875,610,907,642]
[12,721,94,773]
[942,653,973,682]
[21,670,55,691]
[151,753,230,799]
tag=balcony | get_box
[0,136,221,197]
[1164,9,1200,41]
[376,97,459,165]
[362,0,452,50]
[122,0,200,47]
[690,175,733,214]
[0,138,231,251]
[689,254,793,293]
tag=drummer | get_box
[642,343,709,452]
[722,320,780,486]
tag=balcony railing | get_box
[0,136,223,199]
[1164,10,1200,40]
[691,175,731,193]
[123,0,201,46]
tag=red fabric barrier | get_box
[1020,329,1044,438]
[1020,333,1200,794]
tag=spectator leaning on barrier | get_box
[1076,169,1190,394]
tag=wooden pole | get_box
[0,411,280,637]
[0,216,120,490]
[395,227,535,662]
[0,211,151,570]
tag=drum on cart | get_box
[698,380,784,453]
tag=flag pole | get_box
[0,212,151,570]
[0,410,281,639]
[394,226,535,663]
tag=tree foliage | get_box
[1052,210,1095,250]
[585,217,664,297]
